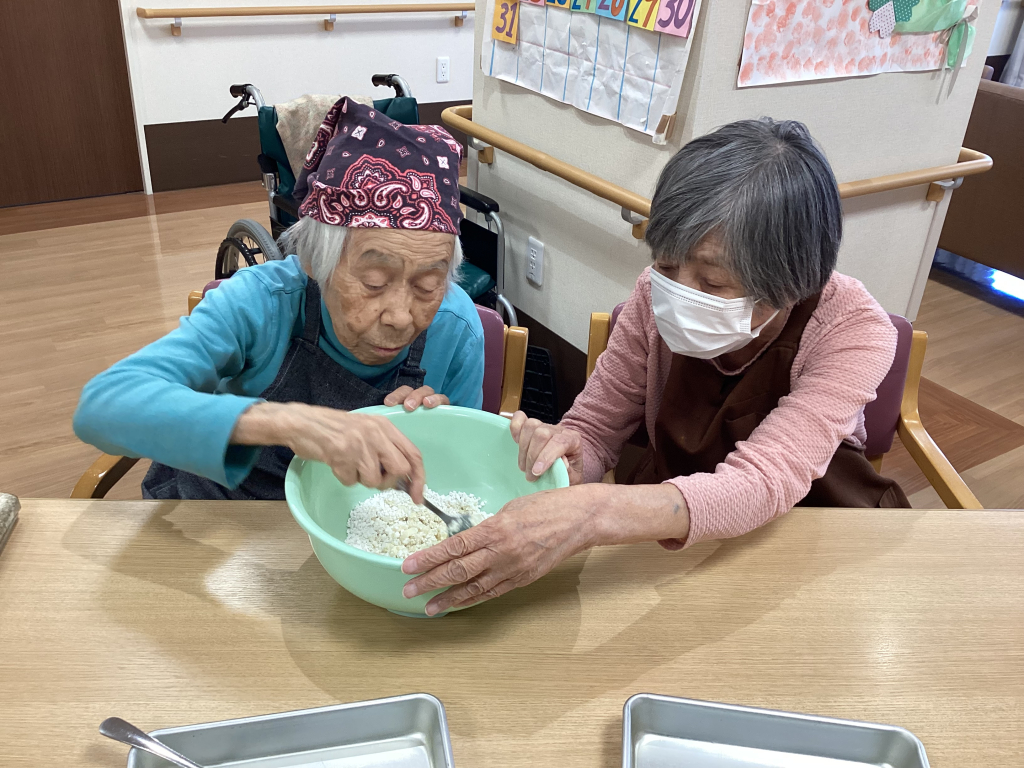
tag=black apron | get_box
[142,281,427,501]
[629,292,909,508]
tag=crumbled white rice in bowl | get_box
[345,487,491,559]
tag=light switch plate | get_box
[527,237,544,286]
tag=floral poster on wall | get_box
[737,0,979,88]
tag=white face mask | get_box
[649,268,779,359]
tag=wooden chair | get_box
[71,283,528,499]
[586,305,982,509]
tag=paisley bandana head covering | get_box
[294,97,463,234]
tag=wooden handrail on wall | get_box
[138,4,475,33]
[442,105,993,239]
[137,4,474,17]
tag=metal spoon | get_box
[100,717,204,768]
[396,478,475,535]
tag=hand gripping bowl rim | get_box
[284,404,571,569]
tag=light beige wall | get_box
[469,0,999,351]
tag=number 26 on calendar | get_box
[656,0,695,37]
[595,0,627,20]
[492,0,520,43]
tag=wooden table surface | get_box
[1,500,1021,767]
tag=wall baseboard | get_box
[145,117,261,193]
[144,100,472,193]
[514,308,588,420]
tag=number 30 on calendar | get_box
[655,0,696,37]
[492,0,520,43]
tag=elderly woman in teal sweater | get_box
[74,99,483,503]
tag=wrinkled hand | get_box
[287,406,427,501]
[401,487,595,615]
[384,385,449,411]
[509,411,585,485]
[233,402,428,502]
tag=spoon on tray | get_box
[395,477,475,535]
[100,717,205,768]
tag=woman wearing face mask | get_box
[400,117,909,616]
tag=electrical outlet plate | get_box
[436,56,450,84]
[527,237,544,286]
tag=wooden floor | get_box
[0,185,1022,507]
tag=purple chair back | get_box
[476,305,506,414]
[610,302,625,332]
[203,280,507,415]
[862,314,913,457]
[608,303,912,457]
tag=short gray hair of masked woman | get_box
[645,117,843,309]
[279,218,464,286]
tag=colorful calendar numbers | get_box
[654,0,696,37]
[492,0,520,42]
[595,0,627,21]
[546,0,572,7]
[625,0,659,30]
[523,0,545,4]
[570,0,597,11]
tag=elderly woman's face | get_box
[324,228,455,365]
[653,236,780,328]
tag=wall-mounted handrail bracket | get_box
[925,176,965,202]
[469,136,494,165]
[171,16,182,35]
[620,206,643,226]
[324,13,336,30]
[455,9,468,25]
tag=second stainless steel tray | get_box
[125,693,454,768]
[623,694,929,768]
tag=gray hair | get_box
[278,216,463,286]
[645,118,842,308]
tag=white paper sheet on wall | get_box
[481,1,702,144]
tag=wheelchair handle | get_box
[459,185,499,215]
[371,73,414,99]
[221,100,247,123]
[222,84,266,123]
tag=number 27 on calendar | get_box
[492,0,520,43]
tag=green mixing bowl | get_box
[285,405,570,617]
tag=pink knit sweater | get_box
[561,268,897,548]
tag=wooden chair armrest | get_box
[499,326,529,418]
[586,312,611,380]
[187,289,204,314]
[71,455,140,499]
[898,330,982,509]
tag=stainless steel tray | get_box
[125,694,454,768]
[623,694,929,768]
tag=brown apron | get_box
[629,292,909,508]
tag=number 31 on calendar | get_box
[492,0,520,43]
[655,0,696,37]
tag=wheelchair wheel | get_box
[215,219,284,279]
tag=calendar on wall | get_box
[481,0,704,143]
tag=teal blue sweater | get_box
[74,256,485,488]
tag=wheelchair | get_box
[216,74,516,325]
